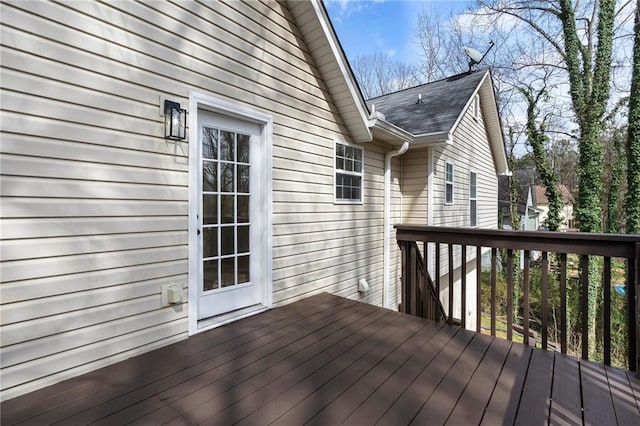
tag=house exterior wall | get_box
[537,203,575,230]
[431,106,498,230]
[429,94,499,329]
[0,0,398,401]
[401,147,429,225]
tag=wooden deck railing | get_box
[396,225,640,374]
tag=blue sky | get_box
[325,0,474,64]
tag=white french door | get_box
[191,106,269,324]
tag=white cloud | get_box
[325,0,374,22]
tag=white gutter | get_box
[383,141,410,309]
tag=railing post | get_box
[491,248,497,337]
[631,243,639,375]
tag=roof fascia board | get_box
[480,74,510,176]
[445,70,510,176]
[449,70,490,139]
[309,0,372,142]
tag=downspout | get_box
[383,141,410,309]
[427,147,435,276]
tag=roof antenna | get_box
[463,40,495,72]
[416,94,422,104]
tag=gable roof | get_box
[286,1,508,176]
[367,69,509,175]
[367,71,487,136]
[534,184,574,205]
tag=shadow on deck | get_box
[2,293,639,425]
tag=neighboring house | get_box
[534,184,575,230]
[0,0,508,400]
[499,177,541,231]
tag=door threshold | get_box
[195,304,269,333]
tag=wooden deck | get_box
[2,293,639,425]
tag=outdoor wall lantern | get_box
[164,100,187,140]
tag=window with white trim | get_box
[445,162,454,204]
[335,142,363,203]
[470,171,477,226]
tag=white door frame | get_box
[188,91,273,335]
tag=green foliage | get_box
[605,127,626,233]
[480,254,629,369]
[519,86,564,231]
[627,2,640,235]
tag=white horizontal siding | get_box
[0,0,395,400]
[401,147,429,225]
[431,103,498,276]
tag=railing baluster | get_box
[491,247,497,336]
[523,250,530,346]
[395,225,640,373]
[421,241,434,318]
[604,256,611,366]
[409,243,418,316]
[461,245,467,329]
[436,243,441,316]
[581,254,589,360]
[541,252,548,350]
[560,253,567,355]
[630,243,639,374]
[476,246,482,334]
[507,249,514,341]
[448,244,454,325]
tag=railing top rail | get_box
[395,225,640,258]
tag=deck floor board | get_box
[2,293,638,425]
[549,352,583,426]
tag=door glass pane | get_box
[201,126,253,294]
[203,161,217,192]
[221,195,234,224]
[237,195,249,223]
[202,128,218,160]
[237,165,250,193]
[221,257,235,287]
[237,225,250,253]
[237,134,250,163]
[238,255,250,284]
[220,163,234,192]
[220,131,234,161]
[221,226,235,256]
[203,260,219,291]
[203,227,218,258]
[203,195,218,225]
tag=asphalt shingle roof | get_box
[366,70,488,136]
